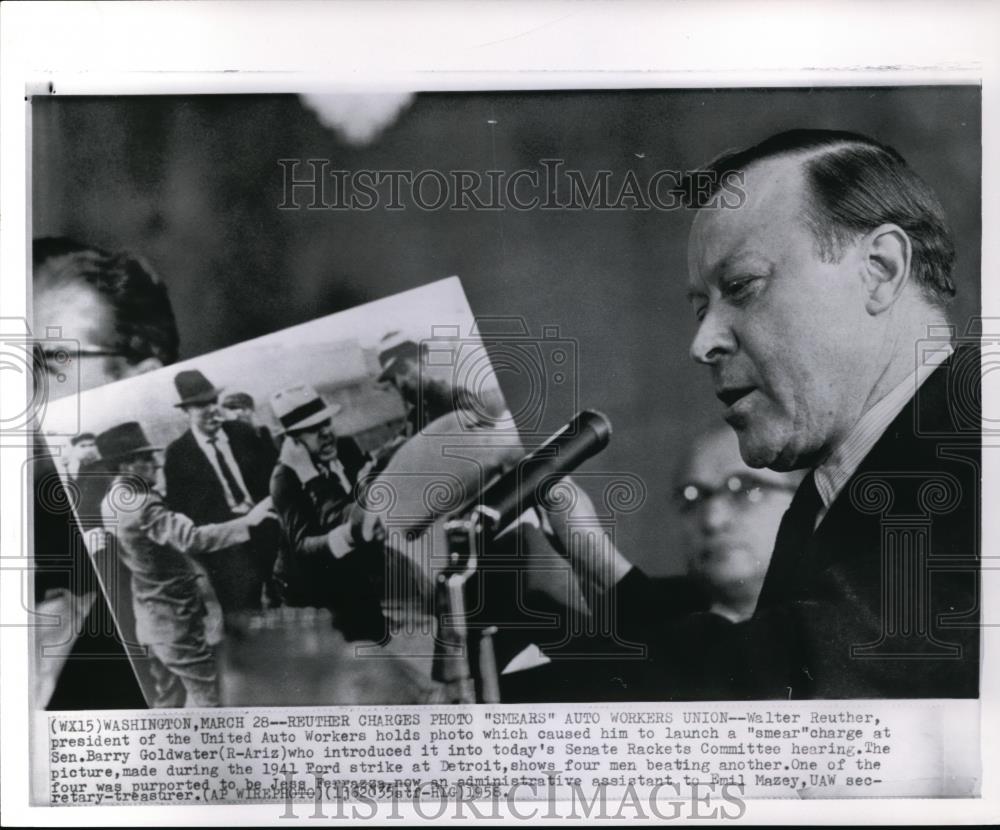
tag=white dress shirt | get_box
[192,426,252,511]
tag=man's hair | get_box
[33,237,180,365]
[686,129,957,307]
[222,391,255,410]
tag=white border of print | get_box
[2,1,998,826]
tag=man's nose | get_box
[699,493,734,534]
[689,307,737,365]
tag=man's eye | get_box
[722,276,762,302]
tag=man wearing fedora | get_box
[268,385,386,642]
[376,331,489,439]
[221,390,277,449]
[97,421,274,707]
[163,369,279,613]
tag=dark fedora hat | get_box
[173,369,221,407]
[96,422,162,462]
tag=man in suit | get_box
[268,385,386,641]
[568,129,980,699]
[97,421,274,707]
[163,369,279,613]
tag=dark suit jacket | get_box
[163,421,276,524]
[618,345,980,700]
[33,438,146,709]
[270,437,385,641]
[163,421,278,612]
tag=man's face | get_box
[185,400,223,438]
[71,438,99,465]
[388,357,421,405]
[677,429,799,599]
[292,419,338,463]
[224,405,254,426]
[686,157,875,470]
[34,276,129,399]
[121,451,162,488]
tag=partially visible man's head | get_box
[675,427,803,621]
[33,237,179,398]
[68,432,99,466]
[221,392,257,425]
[377,333,425,405]
[685,130,955,470]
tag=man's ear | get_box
[862,223,912,315]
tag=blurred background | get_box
[31,87,981,574]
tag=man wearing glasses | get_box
[32,237,182,709]
[673,427,802,624]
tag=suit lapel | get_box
[184,429,228,512]
[759,345,968,603]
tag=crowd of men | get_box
[50,336,477,707]
[33,126,981,708]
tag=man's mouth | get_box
[716,386,755,408]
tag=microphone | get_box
[471,409,612,533]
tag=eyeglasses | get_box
[36,346,127,377]
[674,474,798,514]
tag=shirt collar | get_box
[813,343,952,510]
[193,425,228,449]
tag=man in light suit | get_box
[163,369,278,613]
[98,421,274,707]
[568,129,979,699]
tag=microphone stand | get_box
[430,410,611,704]
[432,512,501,703]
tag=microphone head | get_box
[575,409,612,449]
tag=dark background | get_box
[31,87,981,574]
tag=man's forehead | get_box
[34,280,114,346]
[686,157,810,289]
